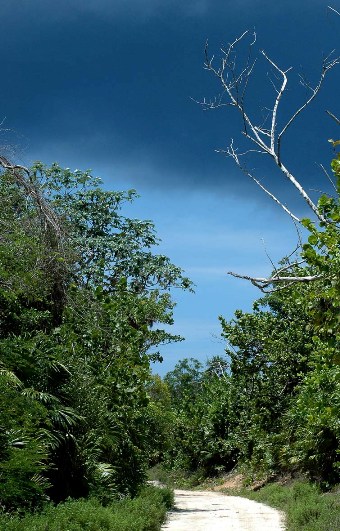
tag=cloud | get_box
[2,0,330,28]
[1,0,337,203]
[2,0,211,22]
[76,0,211,18]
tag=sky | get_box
[1,1,339,374]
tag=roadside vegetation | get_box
[1,152,339,528]
[0,485,173,531]
[242,481,340,531]
[0,160,185,526]
[146,30,340,528]
[147,147,340,529]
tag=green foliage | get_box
[164,358,203,409]
[158,153,340,487]
[278,150,340,482]
[163,358,237,475]
[0,162,190,510]
[0,371,50,510]
[282,362,340,485]
[216,274,339,482]
[148,464,207,489]
[300,151,340,348]
[30,162,191,296]
[144,376,174,465]
[219,285,315,474]
[0,486,173,531]
[243,480,340,531]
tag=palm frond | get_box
[49,406,83,429]
[0,368,23,388]
[21,388,60,406]
[96,462,116,480]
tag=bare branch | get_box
[274,259,305,273]
[318,162,337,192]
[261,238,277,272]
[278,54,339,150]
[254,126,271,137]
[222,140,301,222]
[328,5,340,16]
[199,30,339,290]
[228,256,318,293]
[277,161,326,222]
[326,109,340,125]
[204,32,268,152]
[260,50,292,153]
[201,33,334,224]
[0,156,64,245]
[227,270,322,292]
[291,218,304,249]
[191,94,233,110]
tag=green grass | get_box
[0,485,174,531]
[239,480,340,531]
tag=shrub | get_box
[243,480,340,531]
[0,485,173,531]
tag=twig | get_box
[326,110,340,125]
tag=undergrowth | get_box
[0,485,173,531]
[239,480,340,531]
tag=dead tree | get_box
[197,30,339,292]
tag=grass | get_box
[0,485,174,531]
[237,480,340,531]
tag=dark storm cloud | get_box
[1,0,338,201]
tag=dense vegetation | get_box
[0,485,173,531]
[242,480,340,531]
[0,161,189,524]
[157,151,340,491]
[1,151,339,528]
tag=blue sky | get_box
[1,1,339,374]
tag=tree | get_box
[198,30,339,290]
[219,285,314,475]
[163,358,237,475]
[160,281,339,484]
[0,159,192,507]
[218,277,340,483]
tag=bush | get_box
[243,480,340,531]
[0,485,173,531]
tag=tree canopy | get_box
[0,161,192,509]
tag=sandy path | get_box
[161,489,285,530]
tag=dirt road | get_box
[161,489,285,530]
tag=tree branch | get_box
[278,54,339,154]
[201,33,337,225]
[326,109,340,125]
[220,140,301,222]
[227,270,322,292]
[0,156,64,245]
